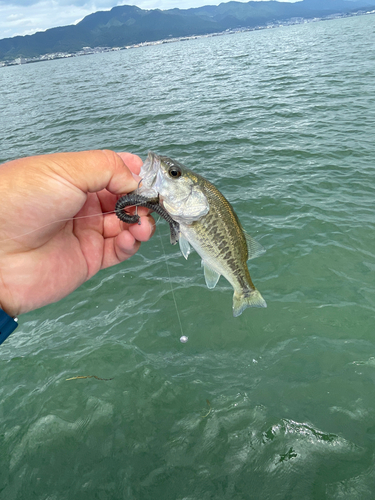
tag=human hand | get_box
[0,150,155,317]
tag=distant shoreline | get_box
[1,8,374,68]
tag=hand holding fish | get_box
[0,150,155,318]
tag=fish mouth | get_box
[138,152,161,199]
[140,151,157,175]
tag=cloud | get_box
[0,0,100,38]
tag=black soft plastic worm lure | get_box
[115,194,180,245]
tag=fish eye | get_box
[168,166,182,178]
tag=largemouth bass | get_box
[121,152,267,316]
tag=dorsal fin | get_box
[244,232,266,261]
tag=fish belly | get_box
[181,224,267,315]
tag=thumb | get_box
[43,150,141,195]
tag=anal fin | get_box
[202,261,221,289]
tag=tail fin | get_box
[233,288,267,317]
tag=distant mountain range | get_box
[1,0,374,62]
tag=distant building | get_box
[15,57,27,64]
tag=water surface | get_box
[1,14,375,499]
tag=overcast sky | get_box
[0,0,297,40]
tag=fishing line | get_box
[3,195,187,340]
[2,179,146,244]
[0,179,147,243]
[156,221,186,341]
[0,209,119,243]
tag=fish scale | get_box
[135,152,267,316]
[181,172,261,310]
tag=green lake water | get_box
[1,14,375,499]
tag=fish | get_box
[123,152,267,316]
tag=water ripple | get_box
[1,13,375,499]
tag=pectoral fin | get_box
[169,222,180,245]
[202,261,221,289]
[179,236,191,260]
[244,232,266,260]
